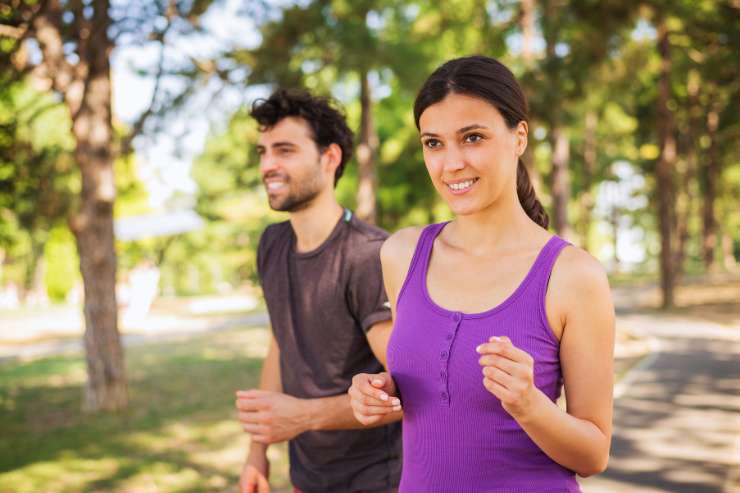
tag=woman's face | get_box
[418,92,527,216]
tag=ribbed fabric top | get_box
[387,222,580,493]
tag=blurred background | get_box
[0,0,738,492]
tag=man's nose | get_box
[259,152,279,175]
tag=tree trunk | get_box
[356,69,378,224]
[656,21,677,309]
[610,206,620,273]
[722,231,737,271]
[579,110,597,251]
[550,124,571,238]
[542,0,571,239]
[68,0,128,412]
[520,0,536,64]
[702,107,720,271]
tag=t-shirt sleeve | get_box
[256,227,270,282]
[348,239,392,332]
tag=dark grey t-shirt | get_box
[257,211,401,493]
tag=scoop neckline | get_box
[421,222,557,319]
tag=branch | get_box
[117,0,178,157]
[0,24,24,38]
[31,0,79,96]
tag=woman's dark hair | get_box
[413,55,549,229]
[250,88,354,185]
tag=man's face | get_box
[255,117,328,212]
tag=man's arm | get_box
[237,329,400,445]
[237,334,281,492]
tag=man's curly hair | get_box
[250,89,354,186]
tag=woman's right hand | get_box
[349,372,402,426]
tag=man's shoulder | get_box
[345,214,389,243]
[259,220,292,248]
[342,215,389,259]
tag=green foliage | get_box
[43,226,79,302]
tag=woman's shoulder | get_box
[380,225,427,279]
[550,242,612,310]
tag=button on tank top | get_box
[387,222,580,492]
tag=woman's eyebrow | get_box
[456,124,488,134]
[420,124,489,139]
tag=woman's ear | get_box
[515,121,528,157]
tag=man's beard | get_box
[267,172,324,213]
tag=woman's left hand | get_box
[477,336,540,420]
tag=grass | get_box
[0,326,291,493]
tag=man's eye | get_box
[464,133,483,143]
[423,139,441,149]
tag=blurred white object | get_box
[189,295,258,315]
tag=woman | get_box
[348,55,615,492]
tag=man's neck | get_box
[289,192,344,253]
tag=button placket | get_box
[440,312,463,405]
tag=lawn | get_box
[0,326,291,493]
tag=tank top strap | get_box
[531,235,571,300]
[397,222,448,305]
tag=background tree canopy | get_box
[1,0,738,342]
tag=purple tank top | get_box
[387,222,580,493]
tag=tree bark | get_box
[356,69,378,224]
[520,0,536,64]
[579,110,597,251]
[722,231,736,271]
[702,107,720,271]
[655,20,677,309]
[550,124,571,238]
[65,0,127,411]
[542,0,571,239]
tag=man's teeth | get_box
[266,182,285,190]
[448,179,476,191]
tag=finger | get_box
[483,376,515,402]
[370,374,386,387]
[477,338,532,365]
[237,411,264,425]
[363,376,397,403]
[353,400,401,415]
[358,414,384,426]
[241,422,268,435]
[236,398,269,412]
[251,434,271,444]
[243,472,257,493]
[479,356,525,378]
[236,389,270,398]
[355,390,398,407]
[257,475,270,493]
[482,366,517,389]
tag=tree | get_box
[2,0,219,411]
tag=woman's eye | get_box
[423,139,441,149]
[464,133,483,143]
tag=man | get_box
[236,89,402,493]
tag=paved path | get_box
[0,310,269,362]
[580,318,740,493]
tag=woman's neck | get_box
[444,197,546,256]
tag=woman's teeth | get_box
[447,178,477,191]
